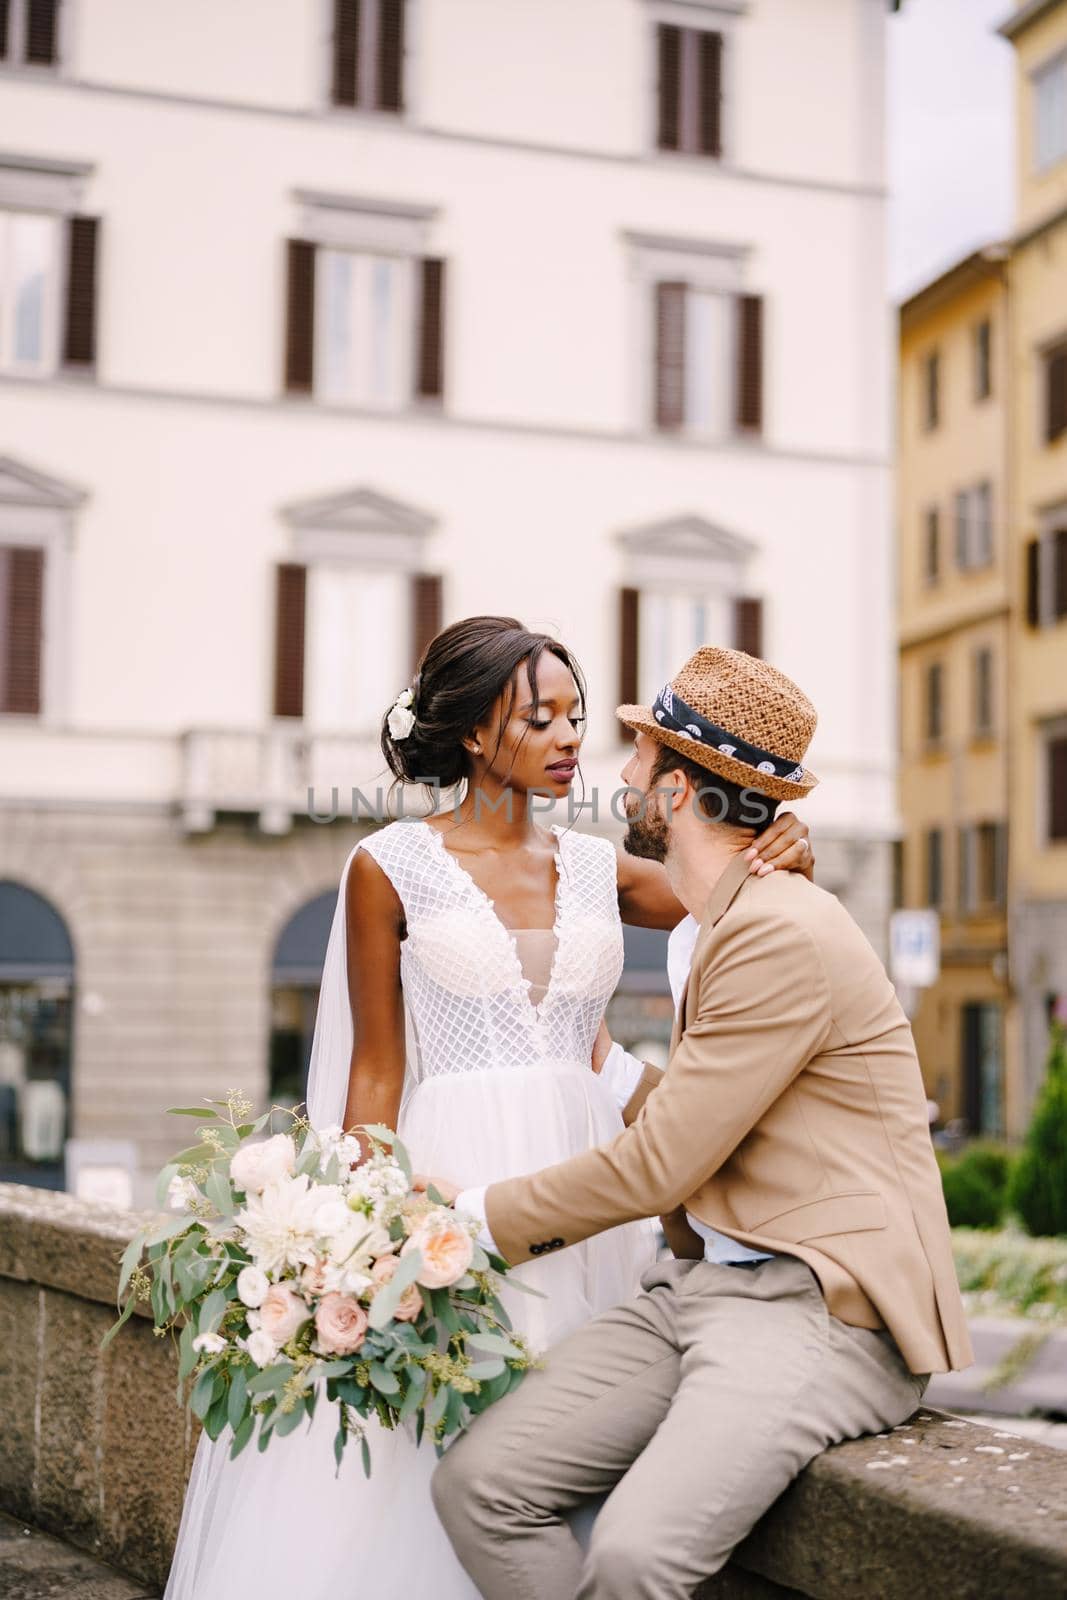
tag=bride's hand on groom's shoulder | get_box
[747,811,814,881]
[412,1172,462,1206]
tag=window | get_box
[274,487,440,731]
[284,205,444,408]
[1045,341,1067,444]
[0,206,97,379]
[1025,520,1067,627]
[924,506,940,586]
[331,0,404,113]
[922,350,940,431]
[653,283,762,437]
[961,1001,1003,1140]
[616,514,760,724]
[1034,50,1067,172]
[974,318,992,401]
[657,23,723,158]
[959,821,1007,912]
[892,839,905,912]
[1048,729,1067,843]
[924,828,943,909]
[0,0,60,68]
[0,544,44,713]
[955,482,994,571]
[925,661,944,746]
[973,646,994,738]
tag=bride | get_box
[163,615,812,1599]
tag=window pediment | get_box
[0,455,86,511]
[280,485,436,569]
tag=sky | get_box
[887,0,1015,301]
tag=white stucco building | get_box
[0,0,895,1194]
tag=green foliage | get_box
[952,1226,1067,1321]
[938,1142,1013,1230]
[1008,1024,1067,1238]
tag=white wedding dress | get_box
[164,819,655,1598]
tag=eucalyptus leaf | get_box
[361,1436,372,1478]
[178,1320,198,1381]
[465,1357,506,1381]
[189,1367,217,1421]
[116,1230,145,1304]
[466,1332,525,1360]
[245,1361,294,1395]
[167,1106,220,1118]
[99,1291,137,1350]
[227,1367,248,1431]
[368,1362,400,1395]
[198,1288,227,1335]
[204,1168,234,1218]
[229,1414,255,1460]
[204,1389,230,1441]
[273,1398,307,1437]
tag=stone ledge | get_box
[722,1408,1067,1600]
[0,1181,156,1313]
[3,1184,1067,1598]
[0,1510,158,1600]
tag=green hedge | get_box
[1008,1024,1067,1238]
[952,1226,1067,1322]
[938,1144,1013,1230]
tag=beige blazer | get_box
[485,853,973,1376]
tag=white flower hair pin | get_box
[387,687,416,742]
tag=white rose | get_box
[245,1328,277,1368]
[387,705,416,741]
[230,1134,296,1195]
[396,688,414,708]
[236,1265,269,1308]
[246,1309,262,1330]
[192,1331,227,1355]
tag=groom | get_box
[429,646,973,1600]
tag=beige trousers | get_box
[433,1256,928,1600]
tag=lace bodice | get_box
[358,820,624,1084]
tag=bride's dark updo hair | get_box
[381,615,587,791]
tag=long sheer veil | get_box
[305,844,362,1130]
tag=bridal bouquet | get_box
[104,1093,533,1473]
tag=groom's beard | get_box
[622,789,670,862]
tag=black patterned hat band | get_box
[651,685,807,786]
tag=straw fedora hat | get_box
[617,646,818,804]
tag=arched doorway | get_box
[269,891,334,1109]
[0,881,75,1188]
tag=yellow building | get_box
[1000,0,1067,1115]
[898,255,1013,1134]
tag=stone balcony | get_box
[180,727,386,835]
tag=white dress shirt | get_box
[458,912,773,1267]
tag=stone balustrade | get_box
[1,1181,1065,1598]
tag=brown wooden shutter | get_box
[733,596,763,658]
[26,0,58,64]
[1048,347,1067,443]
[411,573,442,672]
[0,1,10,60]
[273,563,306,719]
[618,587,639,716]
[415,258,445,401]
[1050,736,1067,842]
[1054,527,1067,621]
[378,0,404,111]
[698,30,723,156]
[736,294,763,433]
[284,240,316,395]
[62,216,98,369]
[1026,538,1041,627]
[657,24,681,150]
[654,282,686,430]
[1,547,44,715]
[332,0,359,106]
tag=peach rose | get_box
[371,1254,422,1322]
[258,1283,310,1347]
[315,1292,369,1356]
[402,1215,474,1289]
